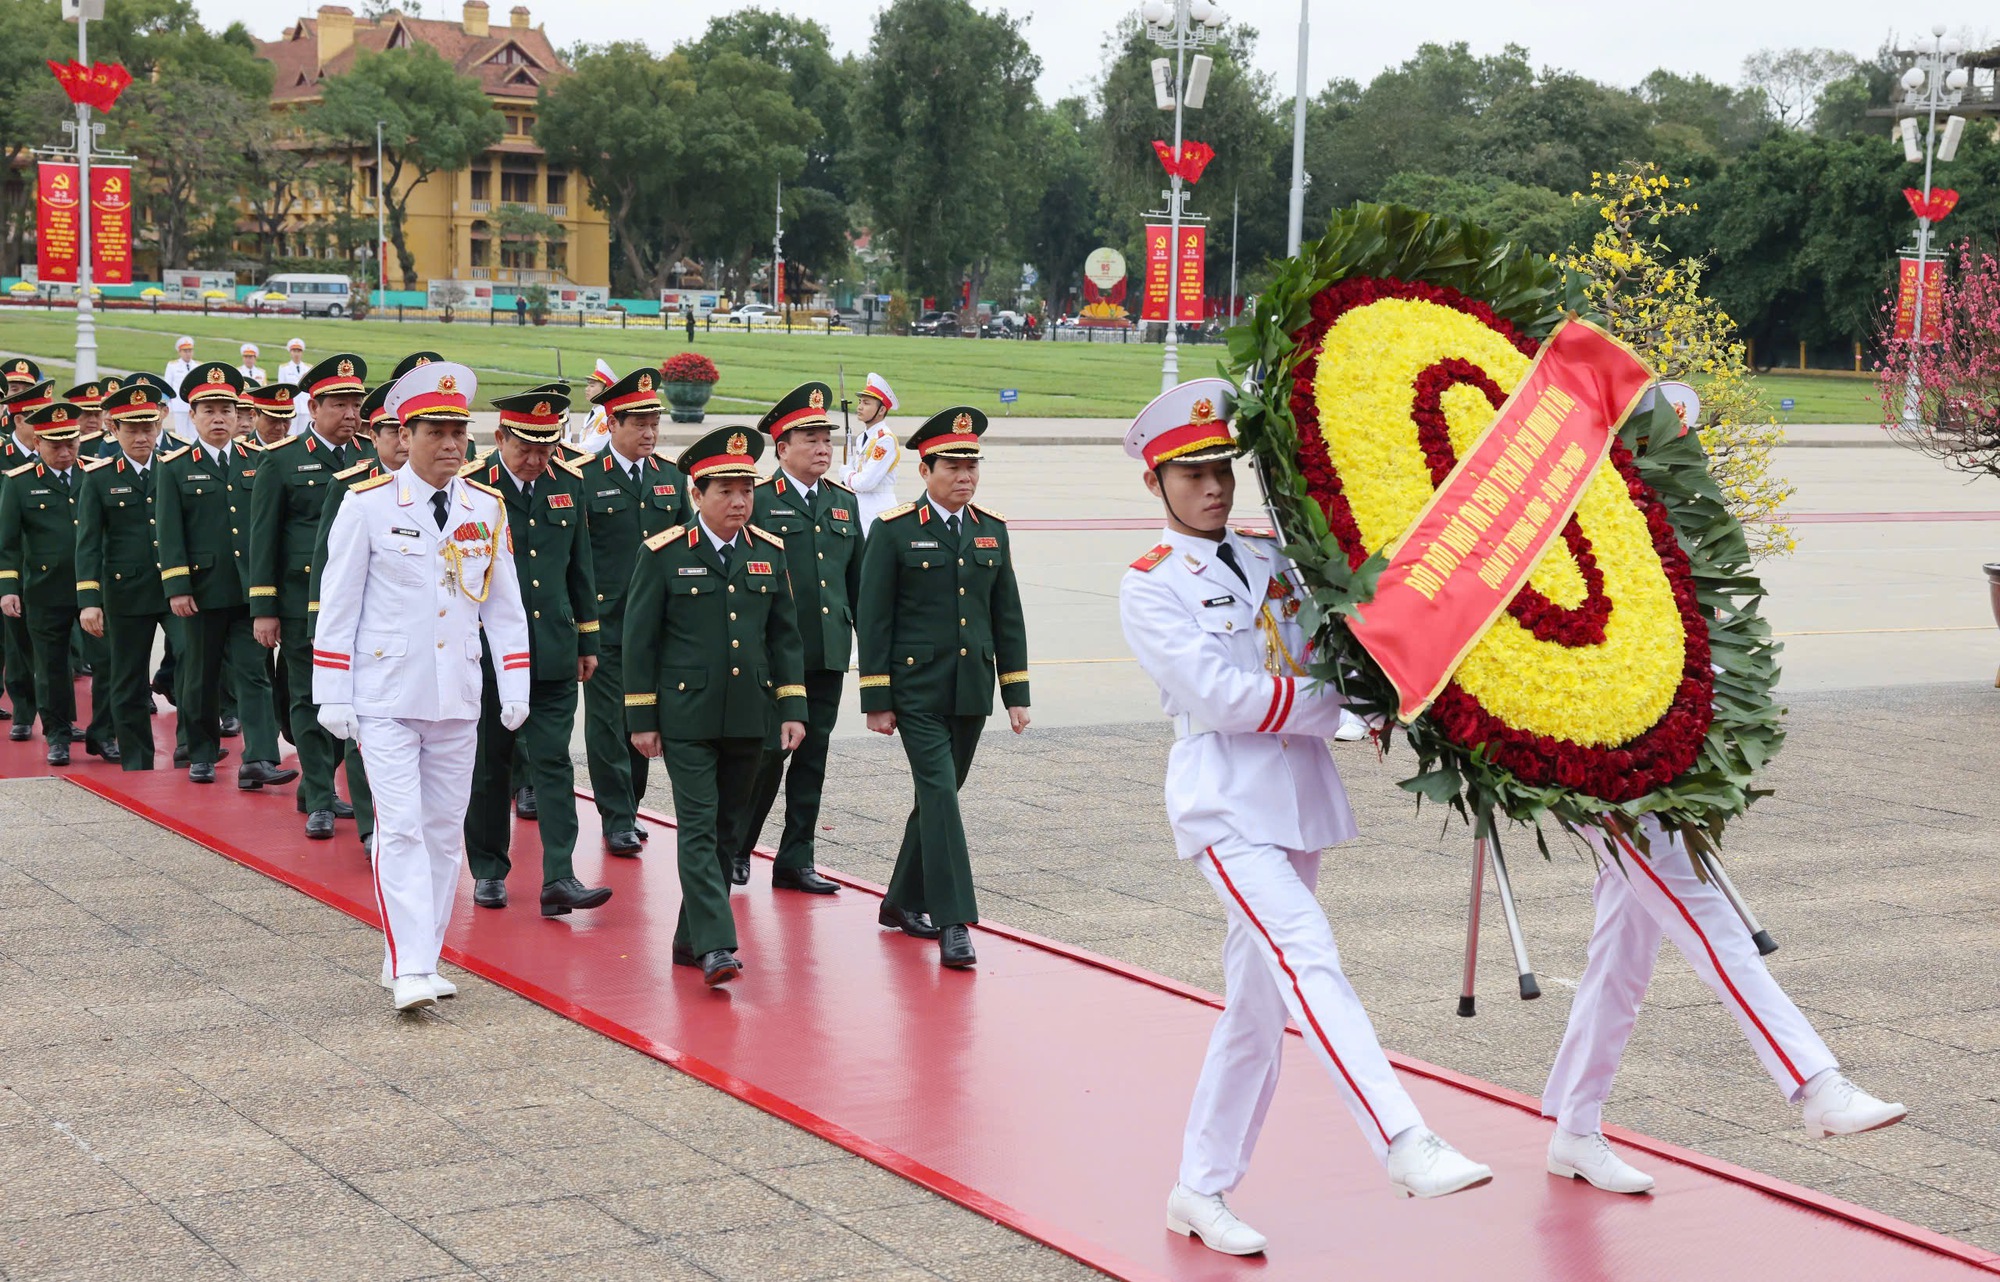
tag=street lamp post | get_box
[1141,0,1226,393]
[1897,25,1969,427]
[375,119,387,311]
[1286,0,1309,257]
[67,1,102,381]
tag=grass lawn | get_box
[0,309,1212,417]
[0,307,1886,423]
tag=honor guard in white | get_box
[237,342,268,387]
[277,339,313,436]
[572,359,616,454]
[1118,379,1492,1258]
[312,360,531,1012]
[163,336,197,441]
[840,371,902,530]
[1540,821,1907,1193]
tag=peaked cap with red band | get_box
[105,384,166,423]
[676,423,764,480]
[3,358,43,388]
[493,386,570,444]
[300,352,368,400]
[593,366,663,417]
[180,362,243,405]
[1123,376,1243,469]
[907,405,987,459]
[248,383,302,418]
[757,381,835,439]
[385,360,476,424]
[861,371,897,412]
[62,381,105,410]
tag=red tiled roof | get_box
[257,11,569,105]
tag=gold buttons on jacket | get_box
[728,612,736,621]
[437,640,445,649]
[531,579,540,587]
[730,639,739,649]
[731,667,739,676]
[727,585,735,593]
[959,647,968,656]
[821,606,829,614]
[677,682,687,691]
[905,656,915,665]
[533,610,541,619]
[959,618,967,626]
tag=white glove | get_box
[500,701,530,731]
[318,703,359,741]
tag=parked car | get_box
[259,273,353,317]
[912,309,961,336]
[715,302,778,327]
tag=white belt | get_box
[1172,713,1220,739]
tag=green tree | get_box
[96,0,273,100]
[852,0,1040,309]
[120,76,259,269]
[1637,70,1774,158]
[1477,71,1654,194]
[0,2,69,275]
[1740,47,1861,130]
[1376,173,1583,257]
[310,45,502,289]
[1024,96,1104,316]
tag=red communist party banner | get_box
[1894,256,1943,342]
[91,166,133,286]
[36,162,81,284]
[1141,225,1205,322]
[1348,319,1655,721]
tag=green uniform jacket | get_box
[581,450,688,618]
[0,460,81,610]
[467,454,601,678]
[856,501,1030,716]
[154,440,256,610]
[0,431,32,471]
[749,472,862,673]
[248,432,373,620]
[75,454,166,615]
[304,457,389,636]
[623,523,808,740]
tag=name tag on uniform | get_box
[974,536,998,549]
[28,488,50,496]
[296,462,323,472]
[653,483,677,496]
[677,566,707,576]
[596,488,620,498]
[109,486,133,495]
[547,493,574,508]
[747,561,771,575]
[909,539,938,549]
[1202,595,1236,608]
[390,526,422,538]
[831,507,850,520]
[186,474,212,482]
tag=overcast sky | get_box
[199,2,1982,101]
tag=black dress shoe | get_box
[514,786,538,820]
[638,826,651,841]
[474,878,509,909]
[773,867,839,894]
[729,853,751,886]
[304,809,335,839]
[237,760,300,790]
[219,716,241,737]
[699,949,741,987]
[85,740,119,763]
[672,943,698,967]
[46,741,70,767]
[150,673,173,700]
[9,724,31,742]
[0,705,10,720]
[604,829,643,857]
[540,876,613,917]
[332,798,355,820]
[939,924,977,969]
[878,902,942,940]
[188,761,216,784]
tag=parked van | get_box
[259,273,354,317]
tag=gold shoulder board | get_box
[876,502,917,522]
[749,524,786,549]
[350,472,395,493]
[644,524,686,552]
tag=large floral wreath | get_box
[1226,204,1784,851]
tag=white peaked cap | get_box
[1123,377,1241,467]
[384,360,477,422]
[862,372,897,411]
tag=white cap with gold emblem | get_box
[1123,377,1242,469]
[384,360,477,424]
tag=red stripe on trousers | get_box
[1614,832,1804,1085]
[372,835,398,977]
[1205,848,1391,1145]
[1255,677,1284,732]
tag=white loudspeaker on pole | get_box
[1151,59,1175,110]
[1939,115,1967,163]
[1900,117,1922,163]
[1184,55,1213,109]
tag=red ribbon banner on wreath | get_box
[1347,319,1655,720]
[1151,139,1216,184]
[1903,187,1959,223]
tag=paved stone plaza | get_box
[3,438,1999,1279]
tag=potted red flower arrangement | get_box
[660,352,720,423]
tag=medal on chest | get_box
[441,520,498,601]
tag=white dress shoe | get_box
[379,961,394,990]
[391,974,437,1011]
[1801,1072,1906,1139]
[426,973,457,1000]
[1166,1183,1267,1256]
[1333,709,1369,742]
[1386,1128,1493,1199]
[1547,1128,1654,1194]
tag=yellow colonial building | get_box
[257,3,610,290]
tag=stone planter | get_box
[664,380,715,423]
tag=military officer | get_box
[580,367,689,856]
[62,380,109,453]
[0,371,44,733]
[163,336,198,439]
[251,353,377,838]
[277,339,312,435]
[247,384,302,448]
[734,382,860,894]
[626,425,807,986]
[856,408,1031,969]
[840,371,902,530]
[387,353,478,464]
[237,342,268,386]
[461,387,611,917]
[312,360,530,1011]
[154,362,288,786]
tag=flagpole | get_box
[72,4,97,382]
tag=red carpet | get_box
[5,694,1995,1280]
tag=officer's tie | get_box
[717,539,734,572]
[1214,541,1251,590]
[430,489,449,530]
[946,512,962,540]
[330,442,346,469]
[629,462,643,489]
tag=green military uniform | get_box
[62,381,115,686]
[737,382,863,889]
[0,377,50,736]
[463,389,607,910]
[0,400,112,759]
[250,353,376,830]
[624,425,808,969]
[581,367,690,850]
[857,408,1031,939]
[75,384,176,769]
[154,364,285,779]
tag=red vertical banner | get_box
[1894,256,1943,342]
[1175,225,1205,322]
[772,260,785,308]
[36,162,81,284]
[90,165,133,286]
[1141,224,1171,321]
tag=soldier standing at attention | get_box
[237,342,268,386]
[154,363,289,787]
[462,387,612,918]
[0,400,108,765]
[252,353,376,840]
[0,377,49,739]
[277,339,312,436]
[1117,381,1492,1258]
[734,382,859,894]
[580,368,689,857]
[856,408,1030,969]
[163,337,198,440]
[312,361,530,1011]
[840,372,902,532]
[626,425,807,986]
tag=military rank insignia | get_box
[747,560,772,575]
[831,507,850,520]
[1129,543,1172,572]
[974,536,999,549]
[653,483,676,496]
[547,493,574,508]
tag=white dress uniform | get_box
[571,359,616,452]
[277,354,312,435]
[312,363,530,990]
[163,349,197,439]
[840,371,901,530]
[237,363,268,386]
